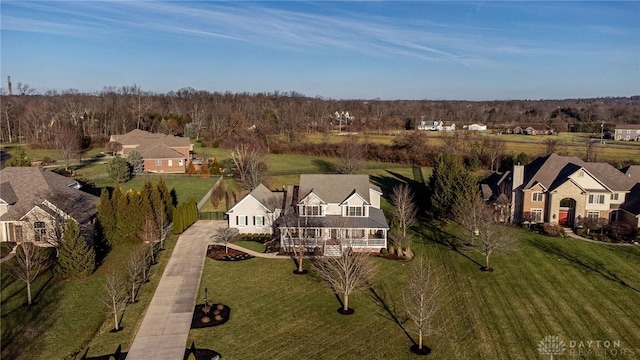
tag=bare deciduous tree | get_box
[102,270,128,331]
[336,136,364,174]
[314,247,378,314]
[7,242,51,305]
[402,257,441,353]
[229,144,267,191]
[474,220,516,271]
[452,187,489,245]
[390,183,418,238]
[211,227,240,254]
[544,138,562,155]
[127,248,150,303]
[486,138,506,172]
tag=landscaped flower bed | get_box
[206,245,254,261]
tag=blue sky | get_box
[1,1,639,100]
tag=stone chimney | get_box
[511,163,525,223]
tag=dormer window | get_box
[347,206,364,217]
[302,205,322,216]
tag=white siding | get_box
[227,195,274,234]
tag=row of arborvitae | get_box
[98,179,174,246]
[172,199,198,234]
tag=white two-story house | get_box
[227,174,389,255]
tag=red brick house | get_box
[108,129,193,173]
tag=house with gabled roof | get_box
[108,129,193,173]
[613,124,640,141]
[483,153,636,228]
[226,174,390,255]
[226,184,284,234]
[0,167,99,244]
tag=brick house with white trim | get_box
[108,129,193,173]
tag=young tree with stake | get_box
[102,270,128,331]
[7,242,51,305]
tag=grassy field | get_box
[0,235,179,360]
[189,226,640,359]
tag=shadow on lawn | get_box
[369,283,417,347]
[1,271,61,360]
[531,239,640,293]
[415,224,483,269]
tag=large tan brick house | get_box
[483,153,637,228]
[108,129,193,173]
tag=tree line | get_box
[2,86,639,150]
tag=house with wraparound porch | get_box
[227,174,389,255]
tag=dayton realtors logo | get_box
[537,335,636,358]
[538,335,566,359]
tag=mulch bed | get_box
[410,344,432,355]
[207,245,254,261]
[191,303,231,329]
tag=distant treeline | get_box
[1,86,638,150]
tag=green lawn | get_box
[189,226,640,359]
[1,236,179,360]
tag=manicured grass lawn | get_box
[235,241,266,253]
[189,226,640,359]
[0,235,179,360]
[94,176,218,205]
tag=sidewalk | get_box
[126,220,226,360]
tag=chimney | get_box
[7,76,12,96]
[511,163,525,223]
[512,163,524,191]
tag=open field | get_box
[189,226,640,359]
[1,235,179,360]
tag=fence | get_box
[198,211,227,220]
[197,176,224,210]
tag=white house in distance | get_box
[463,123,487,131]
[417,120,455,131]
[226,174,389,255]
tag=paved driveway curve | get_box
[126,220,226,360]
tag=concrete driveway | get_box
[126,220,226,360]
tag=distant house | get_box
[482,153,636,228]
[417,121,455,131]
[464,123,487,131]
[108,129,193,173]
[227,174,390,255]
[507,124,553,135]
[613,124,640,141]
[0,167,99,244]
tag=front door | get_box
[558,210,569,226]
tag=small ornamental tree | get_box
[106,156,132,183]
[314,247,378,314]
[186,161,197,175]
[200,161,210,178]
[211,227,240,254]
[102,270,128,331]
[54,219,96,279]
[402,257,441,354]
[7,242,51,305]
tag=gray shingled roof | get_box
[249,184,284,211]
[298,174,379,204]
[0,167,99,222]
[522,153,635,192]
[112,130,190,160]
[623,165,640,184]
[614,124,640,130]
[0,182,18,204]
[137,143,186,159]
